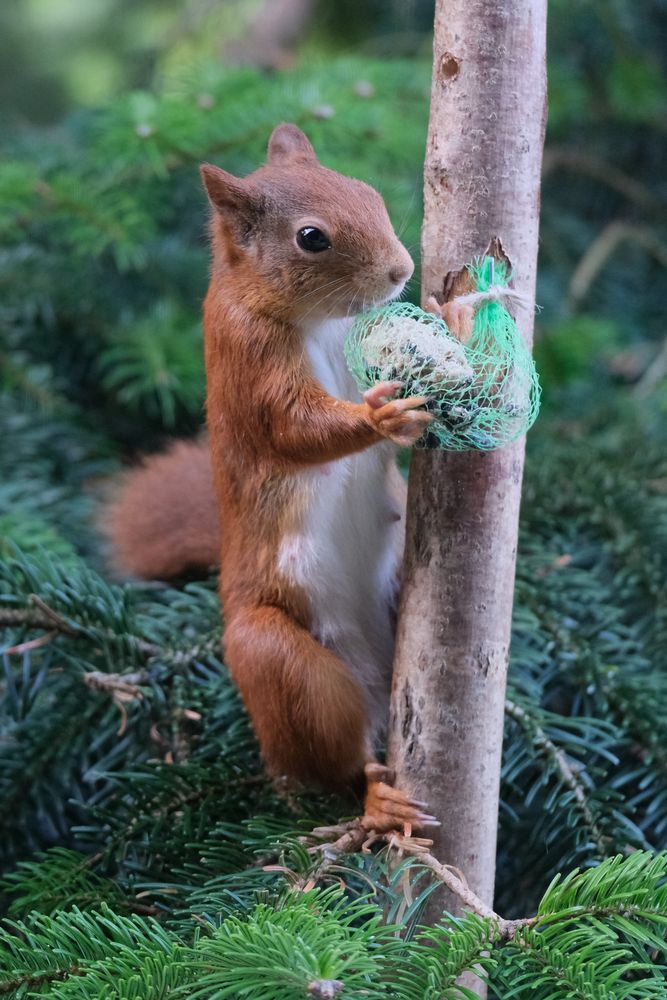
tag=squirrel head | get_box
[200,123,414,322]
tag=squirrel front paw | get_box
[364,381,433,447]
[425,296,474,344]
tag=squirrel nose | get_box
[389,263,413,285]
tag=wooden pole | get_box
[387,0,547,938]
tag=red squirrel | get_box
[106,123,462,832]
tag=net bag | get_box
[344,257,541,451]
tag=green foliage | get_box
[533,315,622,391]
[0,904,189,999]
[3,403,667,995]
[496,852,667,999]
[0,848,126,918]
[497,418,667,913]
[1,858,666,998]
[392,913,496,1000]
[0,57,430,455]
[1,1,667,994]
[187,889,390,1000]
[99,301,204,427]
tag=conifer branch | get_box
[0,600,220,666]
[0,967,83,996]
[0,603,160,657]
[504,698,612,858]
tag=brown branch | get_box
[1,599,223,750]
[307,982,344,999]
[83,669,151,735]
[635,337,667,398]
[542,147,665,216]
[4,630,58,656]
[568,222,667,310]
[4,601,77,635]
[303,822,535,942]
[0,968,84,996]
[83,670,150,694]
[388,834,535,941]
[124,900,160,916]
[303,820,665,945]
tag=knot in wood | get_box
[440,52,460,80]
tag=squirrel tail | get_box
[101,438,221,580]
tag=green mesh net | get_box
[344,257,541,450]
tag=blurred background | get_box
[1,0,665,456]
[1,0,667,919]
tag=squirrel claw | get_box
[363,381,403,410]
[302,767,439,856]
[304,815,435,858]
[366,394,433,447]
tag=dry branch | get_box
[568,221,667,310]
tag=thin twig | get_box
[83,670,150,693]
[307,981,344,999]
[0,607,72,634]
[4,630,58,656]
[83,670,151,735]
[389,834,535,941]
[0,967,84,996]
[568,222,667,310]
[635,337,667,398]
[29,595,79,634]
[542,147,665,216]
[303,822,535,941]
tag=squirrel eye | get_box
[296,226,332,253]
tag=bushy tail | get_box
[102,438,221,579]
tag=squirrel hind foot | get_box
[361,762,440,834]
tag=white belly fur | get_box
[277,318,405,734]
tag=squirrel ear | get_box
[200,164,249,213]
[200,164,262,246]
[267,123,318,165]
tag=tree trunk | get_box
[387,0,547,940]
[221,0,317,69]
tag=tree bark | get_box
[387,0,547,944]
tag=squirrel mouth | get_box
[377,285,406,307]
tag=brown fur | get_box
[103,439,219,579]
[224,605,368,788]
[104,125,436,830]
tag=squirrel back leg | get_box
[224,604,437,831]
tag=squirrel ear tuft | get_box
[267,123,317,165]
